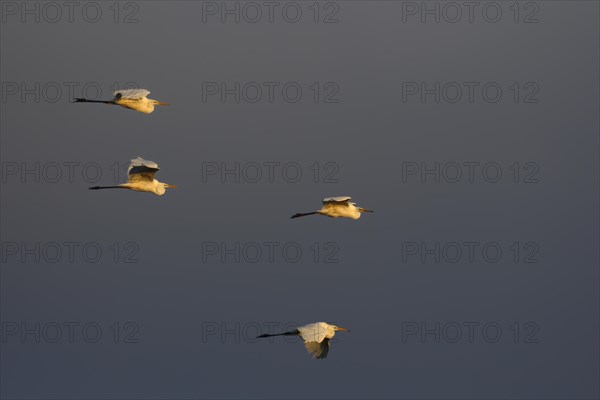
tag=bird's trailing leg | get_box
[290,212,319,219]
[256,329,300,338]
[73,98,114,104]
[89,186,127,190]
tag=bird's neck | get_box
[153,180,165,195]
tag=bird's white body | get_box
[291,196,373,220]
[89,157,176,196]
[121,179,169,195]
[114,89,167,114]
[295,322,350,359]
[297,322,339,342]
[318,197,363,219]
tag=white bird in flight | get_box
[256,322,350,359]
[89,157,177,196]
[73,88,169,114]
[291,196,373,219]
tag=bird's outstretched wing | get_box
[304,338,330,359]
[322,196,352,204]
[113,89,150,100]
[127,157,159,182]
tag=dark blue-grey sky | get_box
[1,1,599,399]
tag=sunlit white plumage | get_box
[256,322,350,359]
[291,196,373,220]
[73,88,169,114]
[89,157,176,196]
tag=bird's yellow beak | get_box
[165,184,177,188]
[359,208,374,213]
[156,101,170,106]
[335,326,350,332]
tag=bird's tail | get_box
[290,212,319,219]
[256,329,300,338]
[89,186,125,190]
[73,98,113,104]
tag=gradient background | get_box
[1,1,599,399]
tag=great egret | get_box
[256,322,350,359]
[73,89,169,114]
[89,157,176,196]
[291,196,373,219]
